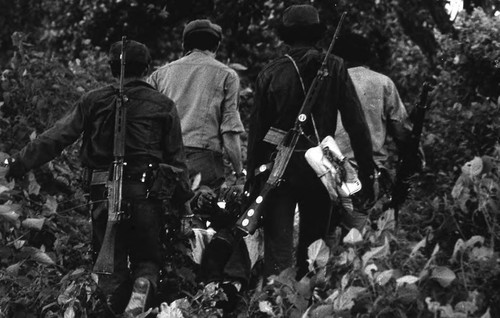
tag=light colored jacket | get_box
[148,50,244,153]
[335,66,412,166]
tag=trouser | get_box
[90,181,163,313]
[199,228,252,288]
[260,153,333,279]
[185,147,225,189]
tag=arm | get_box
[220,70,245,174]
[13,98,87,172]
[384,79,425,169]
[337,65,377,185]
[222,132,243,174]
[384,78,412,154]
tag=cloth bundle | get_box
[304,136,361,211]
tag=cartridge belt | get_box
[89,168,156,186]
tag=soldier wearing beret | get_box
[246,5,378,278]
[4,40,192,316]
[148,19,245,192]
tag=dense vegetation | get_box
[1,1,500,317]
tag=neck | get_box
[188,49,216,58]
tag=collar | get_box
[185,49,216,58]
[121,79,155,90]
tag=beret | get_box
[282,4,320,27]
[109,40,151,65]
[183,19,222,40]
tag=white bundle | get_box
[305,136,362,206]
[304,144,340,200]
[320,136,361,197]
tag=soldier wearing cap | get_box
[148,19,245,191]
[246,5,377,278]
[332,32,422,231]
[5,40,192,316]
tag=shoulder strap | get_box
[284,54,320,145]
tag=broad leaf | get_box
[431,266,456,287]
[0,203,21,224]
[375,269,395,286]
[362,236,390,266]
[307,239,330,271]
[343,228,363,244]
[22,217,45,230]
[410,238,426,258]
[396,275,419,287]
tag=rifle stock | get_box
[93,36,128,274]
[235,130,300,235]
[235,12,347,235]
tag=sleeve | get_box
[384,78,413,151]
[337,63,376,183]
[220,70,245,134]
[15,97,87,170]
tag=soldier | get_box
[4,40,192,317]
[333,32,422,230]
[148,19,246,191]
[246,5,378,278]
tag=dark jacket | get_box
[247,47,376,186]
[14,80,188,176]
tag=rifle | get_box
[93,36,128,274]
[390,82,433,220]
[235,12,347,235]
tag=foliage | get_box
[1,1,500,318]
[423,9,500,185]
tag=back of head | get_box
[183,19,222,52]
[109,40,151,78]
[333,32,371,66]
[277,4,326,46]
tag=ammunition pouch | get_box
[148,163,194,204]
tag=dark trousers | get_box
[90,182,163,312]
[261,153,333,279]
[199,228,252,287]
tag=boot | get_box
[123,277,151,317]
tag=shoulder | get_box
[351,67,393,83]
[142,85,175,106]
[82,85,114,102]
[257,56,289,81]
[208,57,239,78]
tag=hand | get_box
[219,184,244,203]
[196,186,217,210]
[357,171,380,209]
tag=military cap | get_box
[282,4,321,27]
[109,40,151,65]
[183,19,222,41]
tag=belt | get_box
[89,167,156,186]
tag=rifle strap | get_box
[284,54,321,145]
